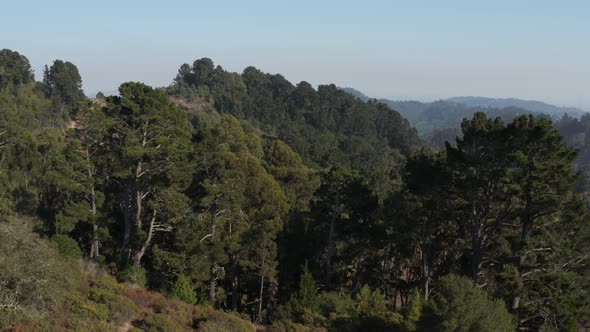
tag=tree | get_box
[43,60,85,114]
[423,274,514,332]
[356,285,388,318]
[503,115,580,328]
[0,49,34,91]
[307,165,380,291]
[104,82,192,267]
[171,274,197,304]
[289,264,320,317]
[446,113,516,285]
[402,148,457,301]
[177,115,288,315]
[67,105,114,259]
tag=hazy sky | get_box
[2,0,589,109]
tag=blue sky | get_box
[1,0,589,109]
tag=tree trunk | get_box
[208,215,218,303]
[512,155,535,320]
[512,212,531,313]
[258,274,264,322]
[470,203,482,284]
[90,223,100,259]
[422,218,432,301]
[88,185,99,259]
[422,250,430,301]
[132,209,156,267]
[135,160,143,228]
[125,160,144,257]
[122,187,133,249]
[85,151,100,259]
[325,189,340,290]
[231,255,239,311]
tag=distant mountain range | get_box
[338,87,587,146]
[446,96,585,118]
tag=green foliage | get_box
[356,285,388,318]
[306,166,381,291]
[198,311,256,332]
[403,289,423,331]
[0,217,80,328]
[383,98,537,140]
[317,292,356,318]
[424,274,514,332]
[104,81,193,267]
[171,274,197,304]
[289,265,320,317]
[119,266,148,287]
[1,50,588,332]
[270,320,327,332]
[0,49,34,91]
[171,59,419,199]
[43,59,85,114]
[136,311,192,332]
[64,290,109,321]
[87,277,138,325]
[52,234,82,258]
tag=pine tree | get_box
[104,82,193,267]
[171,274,197,304]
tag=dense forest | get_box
[0,50,588,331]
[340,87,588,152]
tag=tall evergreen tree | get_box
[446,113,517,285]
[104,82,193,267]
[43,60,85,115]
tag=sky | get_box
[1,0,589,109]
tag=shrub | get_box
[136,311,192,332]
[286,265,320,322]
[0,218,80,328]
[151,297,194,327]
[424,274,514,332]
[123,284,162,307]
[300,309,328,327]
[356,285,388,318]
[87,277,137,325]
[118,266,147,287]
[64,290,109,321]
[317,292,355,318]
[198,311,255,332]
[51,234,82,258]
[270,319,327,332]
[171,274,197,304]
[403,289,423,331]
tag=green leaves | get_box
[43,59,85,116]
[426,275,514,332]
[0,49,34,91]
[171,274,197,304]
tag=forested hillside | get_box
[337,87,543,148]
[1,50,589,331]
[169,59,421,198]
[447,96,586,118]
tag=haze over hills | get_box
[447,96,586,118]
[338,86,588,143]
[2,47,589,331]
[2,0,590,330]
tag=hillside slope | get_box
[169,59,421,196]
[447,96,585,117]
[0,217,255,331]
